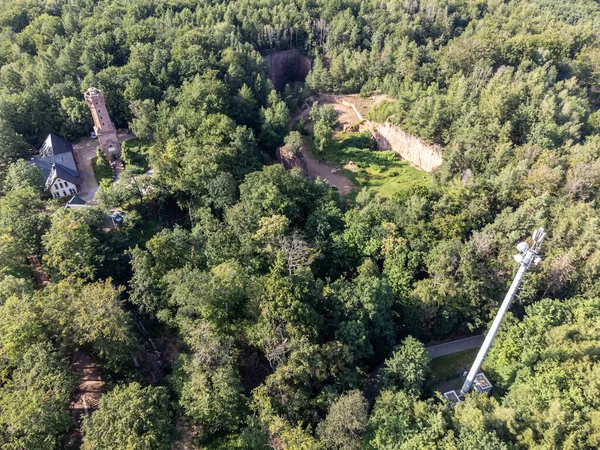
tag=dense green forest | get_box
[2,0,600,448]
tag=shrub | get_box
[91,148,113,183]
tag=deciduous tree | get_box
[83,383,173,450]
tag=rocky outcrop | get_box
[264,49,311,91]
[276,146,308,176]
[340,98,365,121]
[369,121,443,172]
[325,95,443,172]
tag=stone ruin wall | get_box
[368,121,443,172]
[263,49,311,91]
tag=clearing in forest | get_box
[297,94,431,198]
[305,131,430,199]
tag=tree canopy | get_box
[2,0,600,448]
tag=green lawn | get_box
[311,131,431,198]
[91,155,114,182]
[430,348,478,383]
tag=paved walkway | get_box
[72,130,136,202]
[426,335,484,359]
[363,334,484,404]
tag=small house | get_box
[65,194,88,209]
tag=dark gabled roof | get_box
[67,194,87,206]
[30,157,53,179]
[53,163,81,186]
[39,133,74,158]
[30,144,79,180]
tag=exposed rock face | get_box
[325,95,443,172]
[276,146,308,176]
[264,49,311,91]
[369,121,443,172]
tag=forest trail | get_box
[289,99,354,194]
[68,350,105,447]
[27,256,49,288]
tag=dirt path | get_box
[301,144,353,195]
[73,130,136,203]
[69,350,104,447]
[289,101,354,194]
[27,256,49,289]
[290,104,311,128]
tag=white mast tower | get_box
[444,227,546,403]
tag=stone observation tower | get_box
[84,87,121,159]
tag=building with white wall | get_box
[30,133,82,199]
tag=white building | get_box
[30,134,82,199]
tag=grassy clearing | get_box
[430,348,478,383]
[311,131,430,198]
[91,155,114,182]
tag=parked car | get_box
[90,131,97,139]
[115,210,126,220]
[110,212,123,224]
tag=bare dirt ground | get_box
[317,94,362,129]
[72,130,136,202]
[294,93,389,128]
[27,256,49,288]
[288,94,391,195]
[315,93,390,129]
[289,97,355,194]
[301,141,353,195]
[290,103,352,193]
[68,350,105,447]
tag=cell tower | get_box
[444,228,546,404]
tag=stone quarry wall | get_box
[369,121,443,172]
[327,96,443,172]
[264,49,311,91]
[276,146,308,176]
